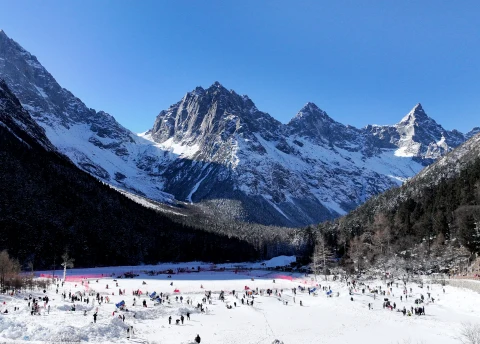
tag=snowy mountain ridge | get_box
[0,30,175,204]
[365,103,465,161]
[0,30,476,226]
[144,82,473,226]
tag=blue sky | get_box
[1,0,479,133]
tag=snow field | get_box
[1,263,479,344]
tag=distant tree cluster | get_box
[0,250,20,291]
[169,199,312,260]
[0,250,50,293]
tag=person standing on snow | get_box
[195,334,201,343]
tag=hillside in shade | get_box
[0,79,259,268]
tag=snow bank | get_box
[263,255,296,267]
[447,279,480,293]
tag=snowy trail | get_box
[186,166,211,203]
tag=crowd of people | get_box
[0,269,448,343]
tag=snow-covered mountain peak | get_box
[0,31,176,203]
[363,104,466,161]
[201,82,253,105]
[210,81,223,88]
[0,30,10,42]
[286,102,364,151]
[0,30,37,61]
[413,102,424,111]
[395,103,451,142]
[206,81,230,94]
[1,31,477,227]
[150,82,282,146]
[290,102,330,123]
[398,103,431,125]
[303,101,322,110]
[188,86,206,97]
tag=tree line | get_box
[306,157,480,276]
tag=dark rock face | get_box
[0,79,53,150]
[1,30,476,227]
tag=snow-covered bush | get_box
[459,323,480,344]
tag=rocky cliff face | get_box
[0,30,174,203]
[0,79,53,150]
[145,83,472,226]
[287,102,364,152]
[0,30,476,227]
[365,103,465,162]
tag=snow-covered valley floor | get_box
[1,261,479,344]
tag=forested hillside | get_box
[0,80,259,268]
[311,134,480,273]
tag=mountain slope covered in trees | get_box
[0,80,260,268]
[315,133,480,273]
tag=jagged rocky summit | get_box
[0,30,475,226]
[143,82,472,226]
